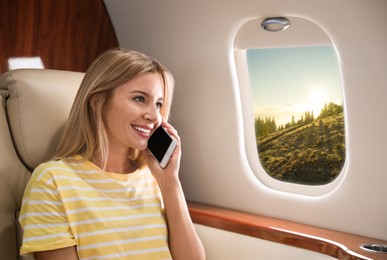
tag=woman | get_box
[19,49,205,259]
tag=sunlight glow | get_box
[308,87,327,117]
[309,87,327,103]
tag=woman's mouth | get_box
[132,125,152,137]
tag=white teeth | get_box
[133,126,151,134]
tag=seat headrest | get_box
[0,69,84,170]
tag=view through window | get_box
[246,45,346,185]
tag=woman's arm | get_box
[143,121,206,260]
[34,246,78,260]
[159,177,206,260]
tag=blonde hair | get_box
[55,48,174,169]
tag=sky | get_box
[246,45,343,127]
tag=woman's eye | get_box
[156,102,163,110]
[134,96,145,102]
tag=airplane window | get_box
[234,17,347,195]
[246,46,345,185]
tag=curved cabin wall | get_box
[105,0,387,243]
[0,0,118,73]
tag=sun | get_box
[308,87,327,116]
[309,88,327,103]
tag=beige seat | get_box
[0,69,84,259]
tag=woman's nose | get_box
[144,105,159,122]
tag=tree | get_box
[291,115,296,126]
[255,116,277,137]
[318,102,343,119]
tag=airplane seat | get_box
[0,69,84,260]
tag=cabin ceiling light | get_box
[261,17,290,32]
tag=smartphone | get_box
[147,126,177,168]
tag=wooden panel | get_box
[0,0,118,73]
[188,202,387,260]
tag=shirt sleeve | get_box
[19,163,76,255]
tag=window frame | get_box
[233,17,348,196]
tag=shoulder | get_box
[31,155,95,182]
[31,159,65,181]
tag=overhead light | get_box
[261,17,290,32]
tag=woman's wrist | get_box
[157,175,182,195]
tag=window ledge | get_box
[188,202,387,260]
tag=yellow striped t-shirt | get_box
[19,155,172,259]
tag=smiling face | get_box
[103,72,164,154]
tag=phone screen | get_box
[147,126,175,163]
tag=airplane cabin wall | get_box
[104,0,387,241]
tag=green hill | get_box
[257,113,345,185]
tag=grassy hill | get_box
[257,113,345,185]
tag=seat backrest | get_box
[0,69,84,259]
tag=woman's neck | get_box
[92,150,138,174]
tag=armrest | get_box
[188,202,387,260]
